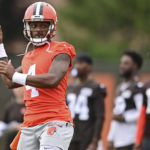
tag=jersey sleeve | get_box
[123,94,143,123]
[123,82,144,123]
[135,106,146,144]
[51,42,76,68]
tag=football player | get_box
[106,51,143,150]
[0,2,75,150]
[67,53,106,150]
[134,80,150,150]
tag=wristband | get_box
[12,72,28,85]
[0,43,7,58]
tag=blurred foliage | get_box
[57,0,150,61]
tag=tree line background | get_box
[0,0,150,62]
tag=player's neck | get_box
[78,74,92,84]
[33,43,47,49]
[124,73,137,82]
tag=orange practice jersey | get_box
[22,41,76,127]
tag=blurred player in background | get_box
[107,51,144,150]
[0,2,75,150]
[67,53,106,150]
[134,80,150,150]
[1,87,25,150]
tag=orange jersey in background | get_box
[135,106,146,144]
[22,41,76,127]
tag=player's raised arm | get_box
[26,53,70,88]
[0,53,70,88]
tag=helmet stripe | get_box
[39,2,44,15]
[33,3,38,15]
[36,2,42,15]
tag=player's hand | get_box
[0,60,15,79]
[133,144,142,150]
[113,114,124,122]
[0,25,3,43]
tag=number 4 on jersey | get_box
[25,64,39,98]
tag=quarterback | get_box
[0,2,75,150]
